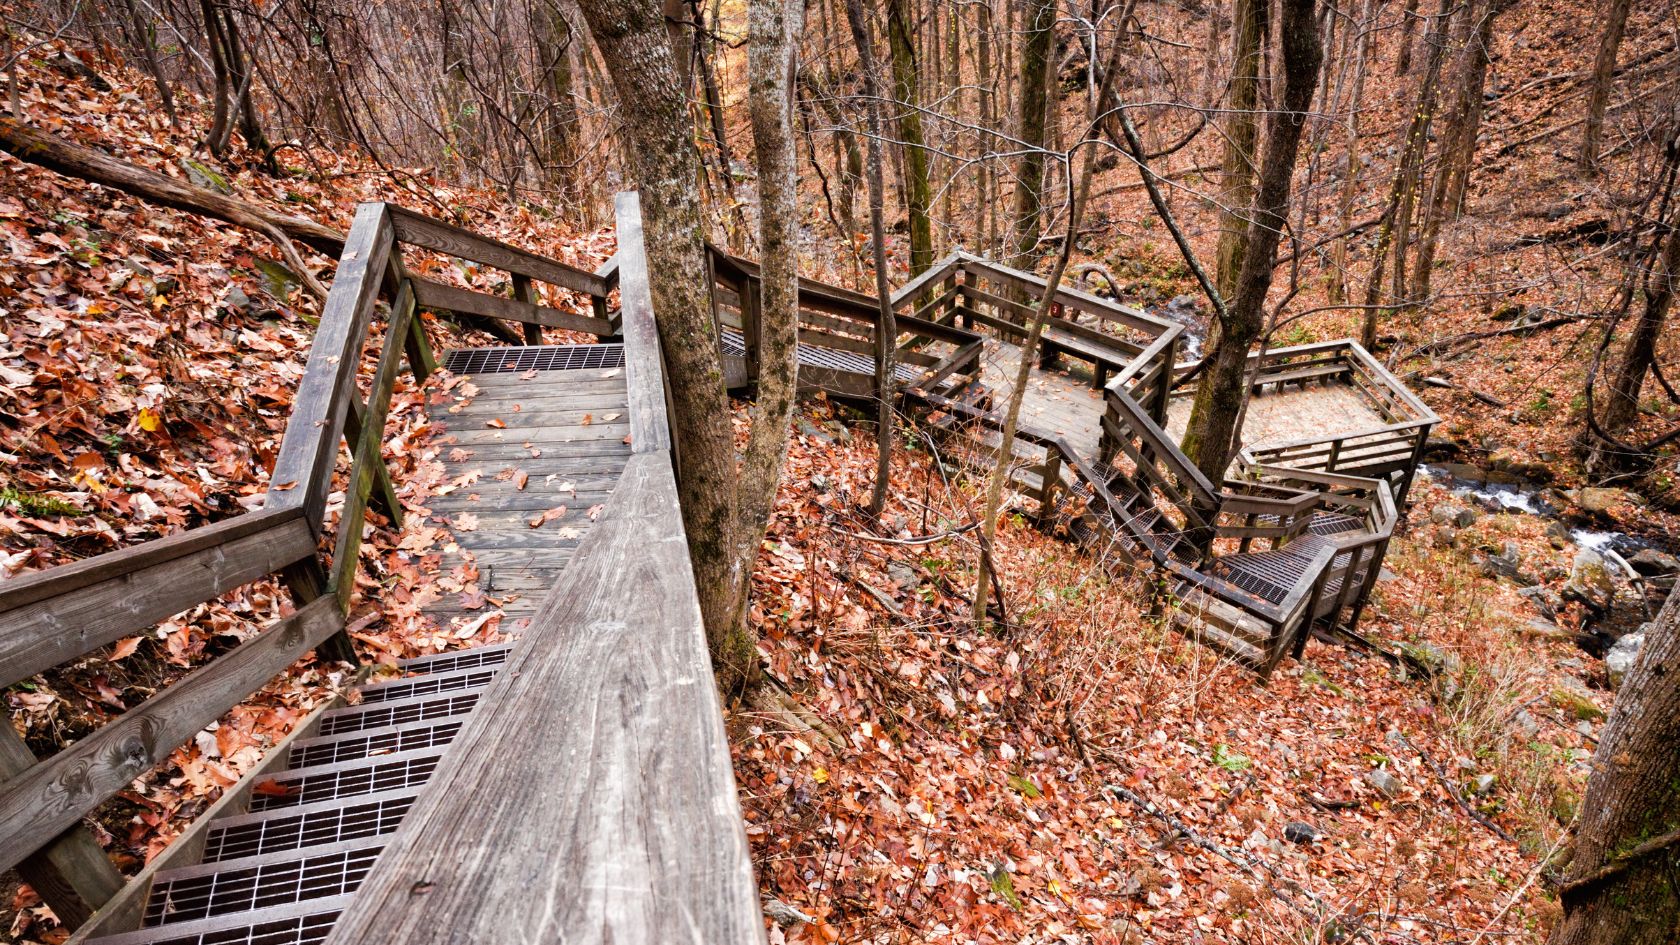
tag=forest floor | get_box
[3,9,1676,941]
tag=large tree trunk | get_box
[729,0,802,661]
[1548,587,1680,945]
[887,0,933,274]
[1181,0,1322,490]
[1008,0,1056,267]
[1214,0,1267,302]
[574,0,754,693]
[1579,0,1633,174]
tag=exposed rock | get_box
[1471,774,1497,796]
[1401,641,1462,678]
[1606,631,1646,690]
[796,416,834,444]
[1283,821,1320,844]
[1545,520,1572,550]
[1481,541,1535,586]
[887,561,920,588]
[1564,549,1616,613]
[179,157,232,194]
[1365,768,1402,798]
[1521,617,1572,641]
[1433,525,1458,549]
[1513,710,1541,739]
[1491,302,1526,322]
[1423,376,1455,390]
[1429,504,1477,528]
[764,899,815,928]
[1575,487,1631,514]
[1422,436,1461,459]
[1627,548,1680,576]
[1517,584,1564,619]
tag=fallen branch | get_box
[1558,827,1680,900]
[1,116,334,300]
[1403,313,1592,358]
[1399,732,1516,842]
[0,117,343,254]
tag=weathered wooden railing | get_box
[0,201,622,931]
[712,247,984,398]
[1167,340,1439,504]
[320,192,761,943]
[892,251,1183,424]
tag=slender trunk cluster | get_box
[1182,0,1323,490]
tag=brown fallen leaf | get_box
[252,779,298,798]
[110,637,142,661]
[453,512,480,532]
[448,448,473,462]
[580,413,593,426]
[273,479,298,491]
[527,505,567,528]
[486,418,506,429]
[587,504,605,520]
[514,470,530,490]
[529,447,542,458]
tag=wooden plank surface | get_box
[322,452,763,945]
[0,511,317,687]
[0,596,343,876]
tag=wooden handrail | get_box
[0,507,315,687]
[383,203,611,298]
[614,192,673,453]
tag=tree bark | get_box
[887,0,933,274]
[1548,586,1680,945]
[1579,0,1633,174]
[1009,0,1056,267]
[727,0,803,676]
[1214,0,1267,303]
[1181,0,1322,490]
[1601,203,1680,437]
[843,0,899,518]
[574,0,753,693]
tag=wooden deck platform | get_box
[979,338,1106,459]
[1164,383,1387,458]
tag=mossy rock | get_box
[179,158,232,195]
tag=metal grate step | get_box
[317,689,483,737]
[442,343,624,375]
[86,895,354,945]
[247,748,445,812]
[143,836,385,928]
[201,789,419,863]
[395,642,514,675]
[287,717,465,770]
[354,665,499,705]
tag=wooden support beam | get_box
[342,396,401,528]
[512,274,543,345]
[0,508,316,687]
[0,596,344,877]
[0,725,123,931]
[383,205,609,298]
[409,277,615,337]
[329,296,414,611]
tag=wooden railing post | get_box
[512,273,543,345]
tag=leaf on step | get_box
[527,505,567,528]
[448,448,473,462]
[513,470,529,490]
[580,413,593,426]
[485,418,506,429]
[453,512,479,532]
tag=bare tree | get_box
[1579,0,1633,173]
[1180,0,1323,492]
[843,0,899,518]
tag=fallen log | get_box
[0,117,343,255]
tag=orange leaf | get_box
[486,418,506,429]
